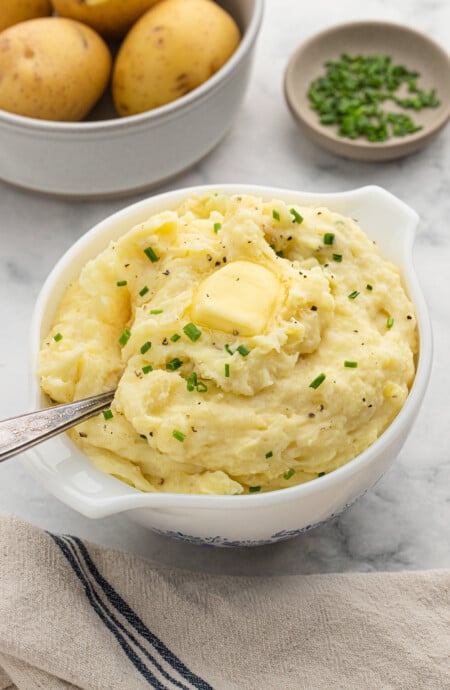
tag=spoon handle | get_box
[0,391,115,463]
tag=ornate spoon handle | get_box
[0,391,115,463]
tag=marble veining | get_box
[0,0,449,575]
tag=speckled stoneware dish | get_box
[26,184,432,547]
[0,0,263,198]
[284,21,450,161]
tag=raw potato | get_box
[0,17,112,121]
[112,0,241,117]
[0,0,52,33]
[51,0,161,38]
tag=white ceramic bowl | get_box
[0,1,263,198]
[27,184,432,547]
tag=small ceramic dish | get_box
[0,0,263,198]
[284,21,450,161]
[25,184,432,547]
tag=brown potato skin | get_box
[112,0,241,117]
[51,0,161,38]
[0,17,112,121]
[0,0,52,33]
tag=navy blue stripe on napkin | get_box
[65,536,193,690]
[70,536,213,690]
[48,532,214,690]
[50,533,169,690]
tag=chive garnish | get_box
[139,434,147,440]
[150,309,163,314]
[225,344,234,355]
[308,53,439,143]
[318,471,326,477]
[53,332,63,342]
[224,363,230,378]
[172,430,185,442]
[144,246,159,262]
[140,341,152,354]
[196,381,208,393]
[344,361,358,368]
[183,322,202,342]
[272,210,280,221]
[386,316,394,329]
[102,409,113,420]
[213,222,222,233]
[276,250,284,258]
[324,232,335,245]
[348,290,360,299]
[166,358,183,371]
[249,486,261,493]
[289,208,303,224]
[366,284,373,291]
[237,345,250,357]
[332,253,342,262]
[116,280,127,287]
[118,328,131,347]
[186,372,197,391]
[170,333,181,342]
[309,373,326,389]
[142,365,153,374]
[139,285,149,297]
[283,469,295,481]
[265,451,273,459]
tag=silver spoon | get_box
[0,391,115,462]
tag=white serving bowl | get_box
[0,1,263,198]
[26,184,432,546]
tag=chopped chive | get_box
[172,430,186,442]
[348,290,360,299]
[283,468,295,481]
[276,250,284,258]
[324,232,335,245]
[140,341,152,354]
[309,372,326,389]
[139,434,147,440]
[332,253,342,262]
[118,328,131,347]
[386,316,394,329]
[166,358,183,371]
[53,332,63,342]
[225,344,234,355]
[265,451,273,459]
[213,222,222,233]
[224,363,230,377]
[150,309,163,314]
[116,280,127,287]
[142,364,153,374]
[170,333,181,342]
[272,210,280,221]
[183,322,202,342]
[366,284,373,291]
[102,409,113,420]
[186,372,197,391]
[196,381,208,393]
[290,208,304,224]
[344,360,358,368]
[139,285,149,297]
[249,486,261,493]
[237,344,250,357]
[318,471,326,477]
[144,246,159,263]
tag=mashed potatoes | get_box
[38,193,417,494]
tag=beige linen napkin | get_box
[0,513,448,690]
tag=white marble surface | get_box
[0,0,449,575]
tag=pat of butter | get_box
[191,260,280,335]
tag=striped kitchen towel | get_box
[0,513,449,690]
